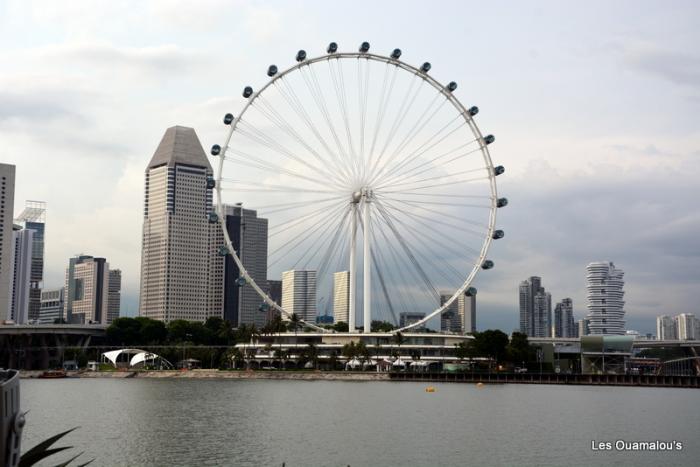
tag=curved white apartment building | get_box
[586,262,625,335]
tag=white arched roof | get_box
[102,349,172,369]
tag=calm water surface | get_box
[20,378,700,466]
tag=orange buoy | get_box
[476,382,485,388]
[425,386,436,393]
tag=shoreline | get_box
[20,369,391,381]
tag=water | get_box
[20,378,700,466]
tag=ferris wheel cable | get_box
[367,64,398,171]
[375,91,447,182]
[252,96,352,183]
[219,180,339,195]
[328,58,359,183]
[254,195,347,214]
[315,211,351,280]
[378,175,491,194]
[375,199,468,283]
[368,75,424,179]
[371,114,466,187]
[382,146,484,188]
[235,124,342,185]
[306,65,357,179]
[326,59,357,184]
[270,80,353,185]
[297,67,356,180]
[373,201,440,300]
[375,166,486,191]
[384,191,491,200]
[378,196,490,231]
[377,195,491,209]
[377,197,488,240]
[224,153,342,190]
[267,199,348,235]
[378,199,483,259]
[267,201,348,264]
[371,208,441,306]
[298,207,350,272]
[368,219,402,325]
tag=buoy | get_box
[425,386,435,393]
[476,382,485,388]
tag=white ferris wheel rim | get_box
[214,49,499,334]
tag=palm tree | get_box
[305,343,319,370]
[393,331,406,359]
[341,341,358,370]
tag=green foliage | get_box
[332,321,349,332]
[506,332,535,363]
[371,320,396,332]
[472,330,509,361]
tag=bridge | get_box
[0,325,107,369]
[527,337,700,349]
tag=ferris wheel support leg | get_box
[349,204,357,332]
[363,196,371,334]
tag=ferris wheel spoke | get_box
[372,114,466,187]
[376,195,490,231]
[327,58,359,182]
[378,197,487,245]
[268,201,348,267]
[299,66,356,181]
[368,75,423,179]
[220,179,339,195]
[314,208,351,278]
[253,195,347,215]
[252,95,352,184]
[378,174,491,194]
[235,123,341,185]
[382,145,483,188]
[376,166,487,191]
[367,64,398,173]
[268,198,347,236]
[224,152,341,190]
[294,205,350,270]
[377,195,491,210]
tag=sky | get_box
[0,0,698,334]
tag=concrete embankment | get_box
[21,369,391,381]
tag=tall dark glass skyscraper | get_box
[519,276,551,337]
[15,201,46,322]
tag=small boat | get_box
[38,370,67,379]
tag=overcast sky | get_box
[1,0,698,334]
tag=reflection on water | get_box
[21,379,700,466]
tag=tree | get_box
[473,330,509,363]
[137,318,167,344]
[506,332,533,364]
[333,321,349,332]
[304,343,319,370]
[371,320,396,332]
[167,319,192,343]
[342,341,358,368]
[106,317,141,345]
[393,331,406,358]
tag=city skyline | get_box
[1,2,699,333]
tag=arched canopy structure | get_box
[101,349,173,369]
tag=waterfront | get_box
[21,379,700,466]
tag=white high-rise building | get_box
[333,271,349,324]
[8,226,33,323]
[676,313,696,340]
[139,126,223,323]
[0,163,16,321]
[281,270,316,322]
[585,262,625,335]
[656,315,677,340]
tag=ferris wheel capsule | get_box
[258,303,270,312]
[466,287,477,296]
[206,176,216,189]
[390,48,402,59]
[494,165,505,176]
[210,145,221,156]
[267,65,278,76]
[484,135,495,145]
[223,113,234,125]
[217,246,229,256]
[359,41,370,53]
[207,212,218,224]
[497,198,508,208]
[236,277,247,287]
[296,50,307,62]
[481,260,494,270]
[327,42,338,53]
[446,81,458,92]
[468,106,479,116]
[492,230,504,239]
[243,86,253,98]
[420,62,431,73]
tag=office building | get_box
[139,126,223,323]
[0,164,16,321]
[39,288,64,324]
[15,201,46,321]
[400,312,426,329]
[268,280,282,305]
[333,271,350,324]
[440,289,477,334]
[585,262,625,335]
[64,255,110,324]
[440,291,461,333]
[519,276,551,337]
[578,318,590,337]
[656,315,677,340]
[8,225,33,323]
[220,204,269,328]
[107,269,121,324]
[554,298,575,338]
[676,313,696,340]
[281,270,316,322]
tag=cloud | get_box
[624,44,700,88]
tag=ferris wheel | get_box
[211,42,506,333]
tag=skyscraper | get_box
[440,289,476,334]
[554,298,575,338]
[0,164,16,321]
[15,201,46,321]
[333,271,349,324]
[519,277,550,337]
[39,288,64,324]
[463,288,477,334]
[585,262,625,335]
[139,126,222,323]
[8,225,33,323]
[578,318,590,337]
[440,291,461,333]
[656,315,677,340]
[63,255,110,324]
[676,313,696,340]
[399,312,426,329]
[220,204,269,328]
[107,269,121,324]
[281,270,316,322]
